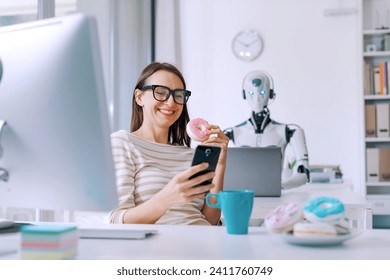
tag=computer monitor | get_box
[0,13,118,212]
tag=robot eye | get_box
[248,91,254,96]
[260,90,266,96]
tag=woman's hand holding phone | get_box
[157,123,228,208]
[156,162,215,207]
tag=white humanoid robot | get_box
[224,71,310,189]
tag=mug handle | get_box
[206,193,220,208]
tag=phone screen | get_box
[189,145,221,186]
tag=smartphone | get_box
[189,145,221,186]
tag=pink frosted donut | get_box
[186,118,210,142]
[264,203,303,233]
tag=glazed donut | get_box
[264,203,303,233]
[293,221,337,237]
[186,118,210,142]
[303,196,345,223]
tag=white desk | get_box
[1,223,389,260]
[0,183,375,260]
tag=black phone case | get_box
[189,145,221,186]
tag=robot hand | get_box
[282,172,308,189]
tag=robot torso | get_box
[231,120,289,157]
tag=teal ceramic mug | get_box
[206,190,254,234]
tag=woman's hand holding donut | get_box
[201,124,229,165]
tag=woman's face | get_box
[136,70,184,130]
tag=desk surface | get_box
[0,184,377,260]
[1,223,389,260]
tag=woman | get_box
[109,62,228,225]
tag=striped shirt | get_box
[109,130,210,225]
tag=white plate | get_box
[275,230,362,246]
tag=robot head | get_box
[242,70,274,113]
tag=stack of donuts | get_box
[264,196,350,237]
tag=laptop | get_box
[223,147,282,197]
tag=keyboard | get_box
[78,228,158,239]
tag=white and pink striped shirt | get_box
[109,130,210,225]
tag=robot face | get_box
[243,71,271,113]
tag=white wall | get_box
[78,0,151,132]
[158,0,363,192]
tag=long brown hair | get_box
[131,62,191,147]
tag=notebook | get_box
[223,147,282,197]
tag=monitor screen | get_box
[0,13,118,211]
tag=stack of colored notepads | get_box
[20,225,78,260]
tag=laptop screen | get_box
[223,147,282,197]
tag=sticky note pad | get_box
[21,224,77,234]
[20,224,78,260]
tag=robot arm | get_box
[282,125,310,189]
[223,128,234,143]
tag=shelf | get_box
[362,1,390,209]
[366,182,390,187]
[363,29,390,36]
[365,137,390,142]
[363,51,390,57]
[364,95,390,100]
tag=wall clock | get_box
[232,30,263,62]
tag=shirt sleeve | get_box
[108,132,136,224]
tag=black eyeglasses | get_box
[140,85,191,105]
